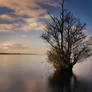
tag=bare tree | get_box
[41,0,92,71]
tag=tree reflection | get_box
[48,70,77,92]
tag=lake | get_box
[0,55,92,92]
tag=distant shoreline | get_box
[0,53,38,55]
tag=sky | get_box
[0,0,92,54]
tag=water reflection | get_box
[0,55,52,92]
[0,55,92,92]
[48,70,76,92]
[48,70,92,92]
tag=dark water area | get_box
[0,55,92,92]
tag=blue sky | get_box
[0,0,91,53]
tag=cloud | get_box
[18,21,45,32]
[0,14,15,21]
[42,0,60,7]
[0,0,58,32]
[21,35,27,38]
[0,42,30,52]
[0,24,19,32]
[0,41,48,54]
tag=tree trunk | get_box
[54,62,73,73]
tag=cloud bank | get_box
[0,0,59,32]
[0,42,30,53]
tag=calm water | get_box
[0,55,92,92]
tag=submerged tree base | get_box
[54,61,73,73]
[60,66,73,73]
[48,68,77,92]
[56,67,73,74]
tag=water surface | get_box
[0,55,92,92]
